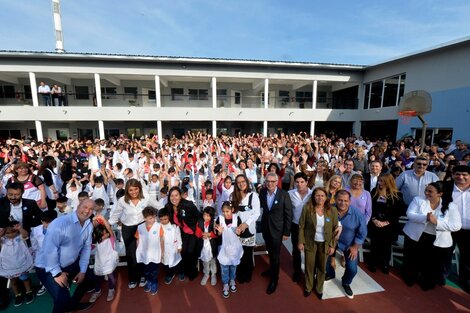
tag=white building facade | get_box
[0,38,469,144]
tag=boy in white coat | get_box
[158,208,183,284]
[135,207,162,295]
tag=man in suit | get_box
[0,182,43,310]
[363,160,383,192]
[260,172,292,294]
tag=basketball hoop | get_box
[398,110,417,124]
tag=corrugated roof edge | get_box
[0,50,366,70]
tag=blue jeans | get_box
[144,262,159,291]
[35,260,94,313]
[42,94,51,106]
[326,249,358,286]
[220,265,237,285]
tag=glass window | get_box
[383,76,399,107]
[295,91,312,103]
[101,87,117,99]
[75,86,89,100]
[398,74,406,99]
[1,86,15,98]
[124,87,138,98]
[317,91,327,103]
[171,88,184,101]
[148,90,156,100]
[279,90,290,103]
[189,89,208,100]
[363,84,370,109]
[369,81,383,108]
[234,92,241,105]
[24,85,32,99]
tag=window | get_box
[363,73,406,109]
[369,81,383,108]
[75,86,90,100]
[124,87,138,99]
[217,89,227,100]
[279,90,290,103]
[0,85,15,98]
[363,84,370,109]
[295,91,312,103]
[234,92,241,105]
[188,89,208,101]
[383,76,399,107]
[101,87,117,99]
[24,85,32,99]
[171,88,184,101]
[148,90,156,101]
[317,91,327,103]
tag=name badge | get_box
[326,217,330,222]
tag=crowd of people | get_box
[0,131,468,312]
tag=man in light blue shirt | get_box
[35,199,95,313]
[326,190,367,299]
[395,156,439,206]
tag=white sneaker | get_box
[107,289,115,302]
[223,284,229,298]
[89,291,101,303]
[230,280,237,292]
[211,274,217,286]
[139,278,147,287]
[36,285,47,296]
[201,275,209,286]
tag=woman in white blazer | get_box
[402,181,461,290]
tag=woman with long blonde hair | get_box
[369,173,405,273]
[324,175,342,205]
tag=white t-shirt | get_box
[314,214,325,242]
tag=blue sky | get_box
[1,0,469,65]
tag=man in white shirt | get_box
[446,165,470,293]
[38,81,51,106]
[288,172,312,283]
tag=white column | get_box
[29,72,39,107]
[157,120,162,145]
[94,73,102,107]
[35,121,44,141]
[263,121,268,137]
[310,121,315,137]
[212,121,217,137]
[312,80,318,109]
[264,78,269,109]
[211,77,217,108]
[155,75,161,108]
[98,121,105,140]
[357,83,364,110]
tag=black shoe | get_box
[24,291,34,304]
[292,272,301,283]
[369,265,377,273]
[74,302,94,311]
[266,281,277,295]
[14,294,23,307]
[325,275,335,281]
[403,276,414,287]
[342,284,354,299]
[303,289,311,297]
[381,266,390,275]
[315,291,323,300]
[261,270,271,278]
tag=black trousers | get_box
[455,229,470,292]
[369,224,393,269]
[181,232,199,280]
[290,223,302,275]
[0,277,9,309]
[121,224,142,284]
[263,231,282,282]
[237,246,254,282]
[403,233,451,289]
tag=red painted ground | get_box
[86,248,470,313]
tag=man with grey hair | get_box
[259,172,292,295]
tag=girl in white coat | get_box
[158,208,183,285]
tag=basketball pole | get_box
[417,115,427,154]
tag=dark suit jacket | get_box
[0,197,43,233]
[260,187,292,242]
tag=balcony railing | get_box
[0,93,358,109]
